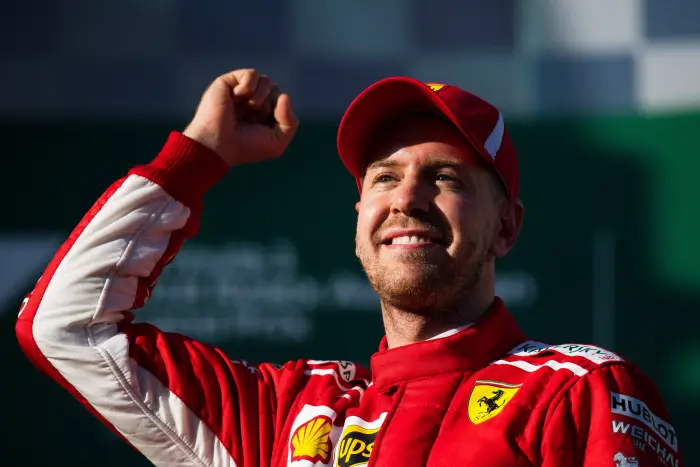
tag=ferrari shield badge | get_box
[425,82,448,92]
[468,380,522,424]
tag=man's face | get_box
[355,113,509,313]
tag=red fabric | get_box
[371,298,525,391]
[337,77,520,198]
[124,322,293,465]
[542,365,681,467]
[137,131,229,208]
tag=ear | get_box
[355,201,361,212]
[492,199,524,258]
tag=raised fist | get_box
[183,69,299,166]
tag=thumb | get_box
[273,94,298,144]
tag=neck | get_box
[382,282,496,349]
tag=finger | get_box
[216,69,242,90]
[247,75,272,108]
[272,93,298,143]
[258,84,280,122]
[231,69,260,99]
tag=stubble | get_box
[357,234,488,314]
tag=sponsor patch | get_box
[510,340,622,364]
[288,405,339,466]
[467,380,521,424]
[612,420,679,467]
[610,392,677,452]
[613,452,639,466]
[231,359,258,374]
[306,360,358,384]
[334,413,386,467]
[291,416,333,464]
[425,82,448,92]
[337,361,356,383]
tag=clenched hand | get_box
[183,69,299,166]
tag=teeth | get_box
[391,235,431,245]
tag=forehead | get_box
[364,113,480,169]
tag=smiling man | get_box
[16,69,682,466]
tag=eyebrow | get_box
[364,159,401,173]
[364,157,467,173]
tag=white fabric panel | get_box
[491,359,588,377]
[31,175,234,467]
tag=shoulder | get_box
[498,339,629,377]
[507,340,625,366]
[500,340,668,417]
[517,344,683,465]
[491,340,673,422]
[486,339,657,405]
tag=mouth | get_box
[384,235,441,246]
[380,230,447,248]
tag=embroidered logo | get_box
[467,380,522,424]
[288,405,339,466]
[334,413,387,467]
[425,82,448,92]
[613,452,639,466]
[290,416,333,464]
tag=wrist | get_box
[182,125,240,167]
[182,125,217,155]
[132,132,230,206]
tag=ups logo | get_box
[334,425,380,467]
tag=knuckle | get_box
[257,76,271,92]
[229,69,258,86]
[214,73,232,87]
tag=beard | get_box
[357,232,489,314]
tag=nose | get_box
[389,176,432,216]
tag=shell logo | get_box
[425,82,448,92]
[290,415,333,463]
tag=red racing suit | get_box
[16,132,683,467]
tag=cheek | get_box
[356,200,385,239]
[435,198,474,238]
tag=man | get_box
[16,69,682,466]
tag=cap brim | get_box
[337,77,463,185]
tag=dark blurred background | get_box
[3,0,699,466]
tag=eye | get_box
[436,173,459,184]
[373,173,397,185]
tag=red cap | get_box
[336,77,519,199]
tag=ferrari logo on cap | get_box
[425,82,448,92]
[468,380,521,424]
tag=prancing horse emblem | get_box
[478,389,505,415]
[467,381,521,424]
